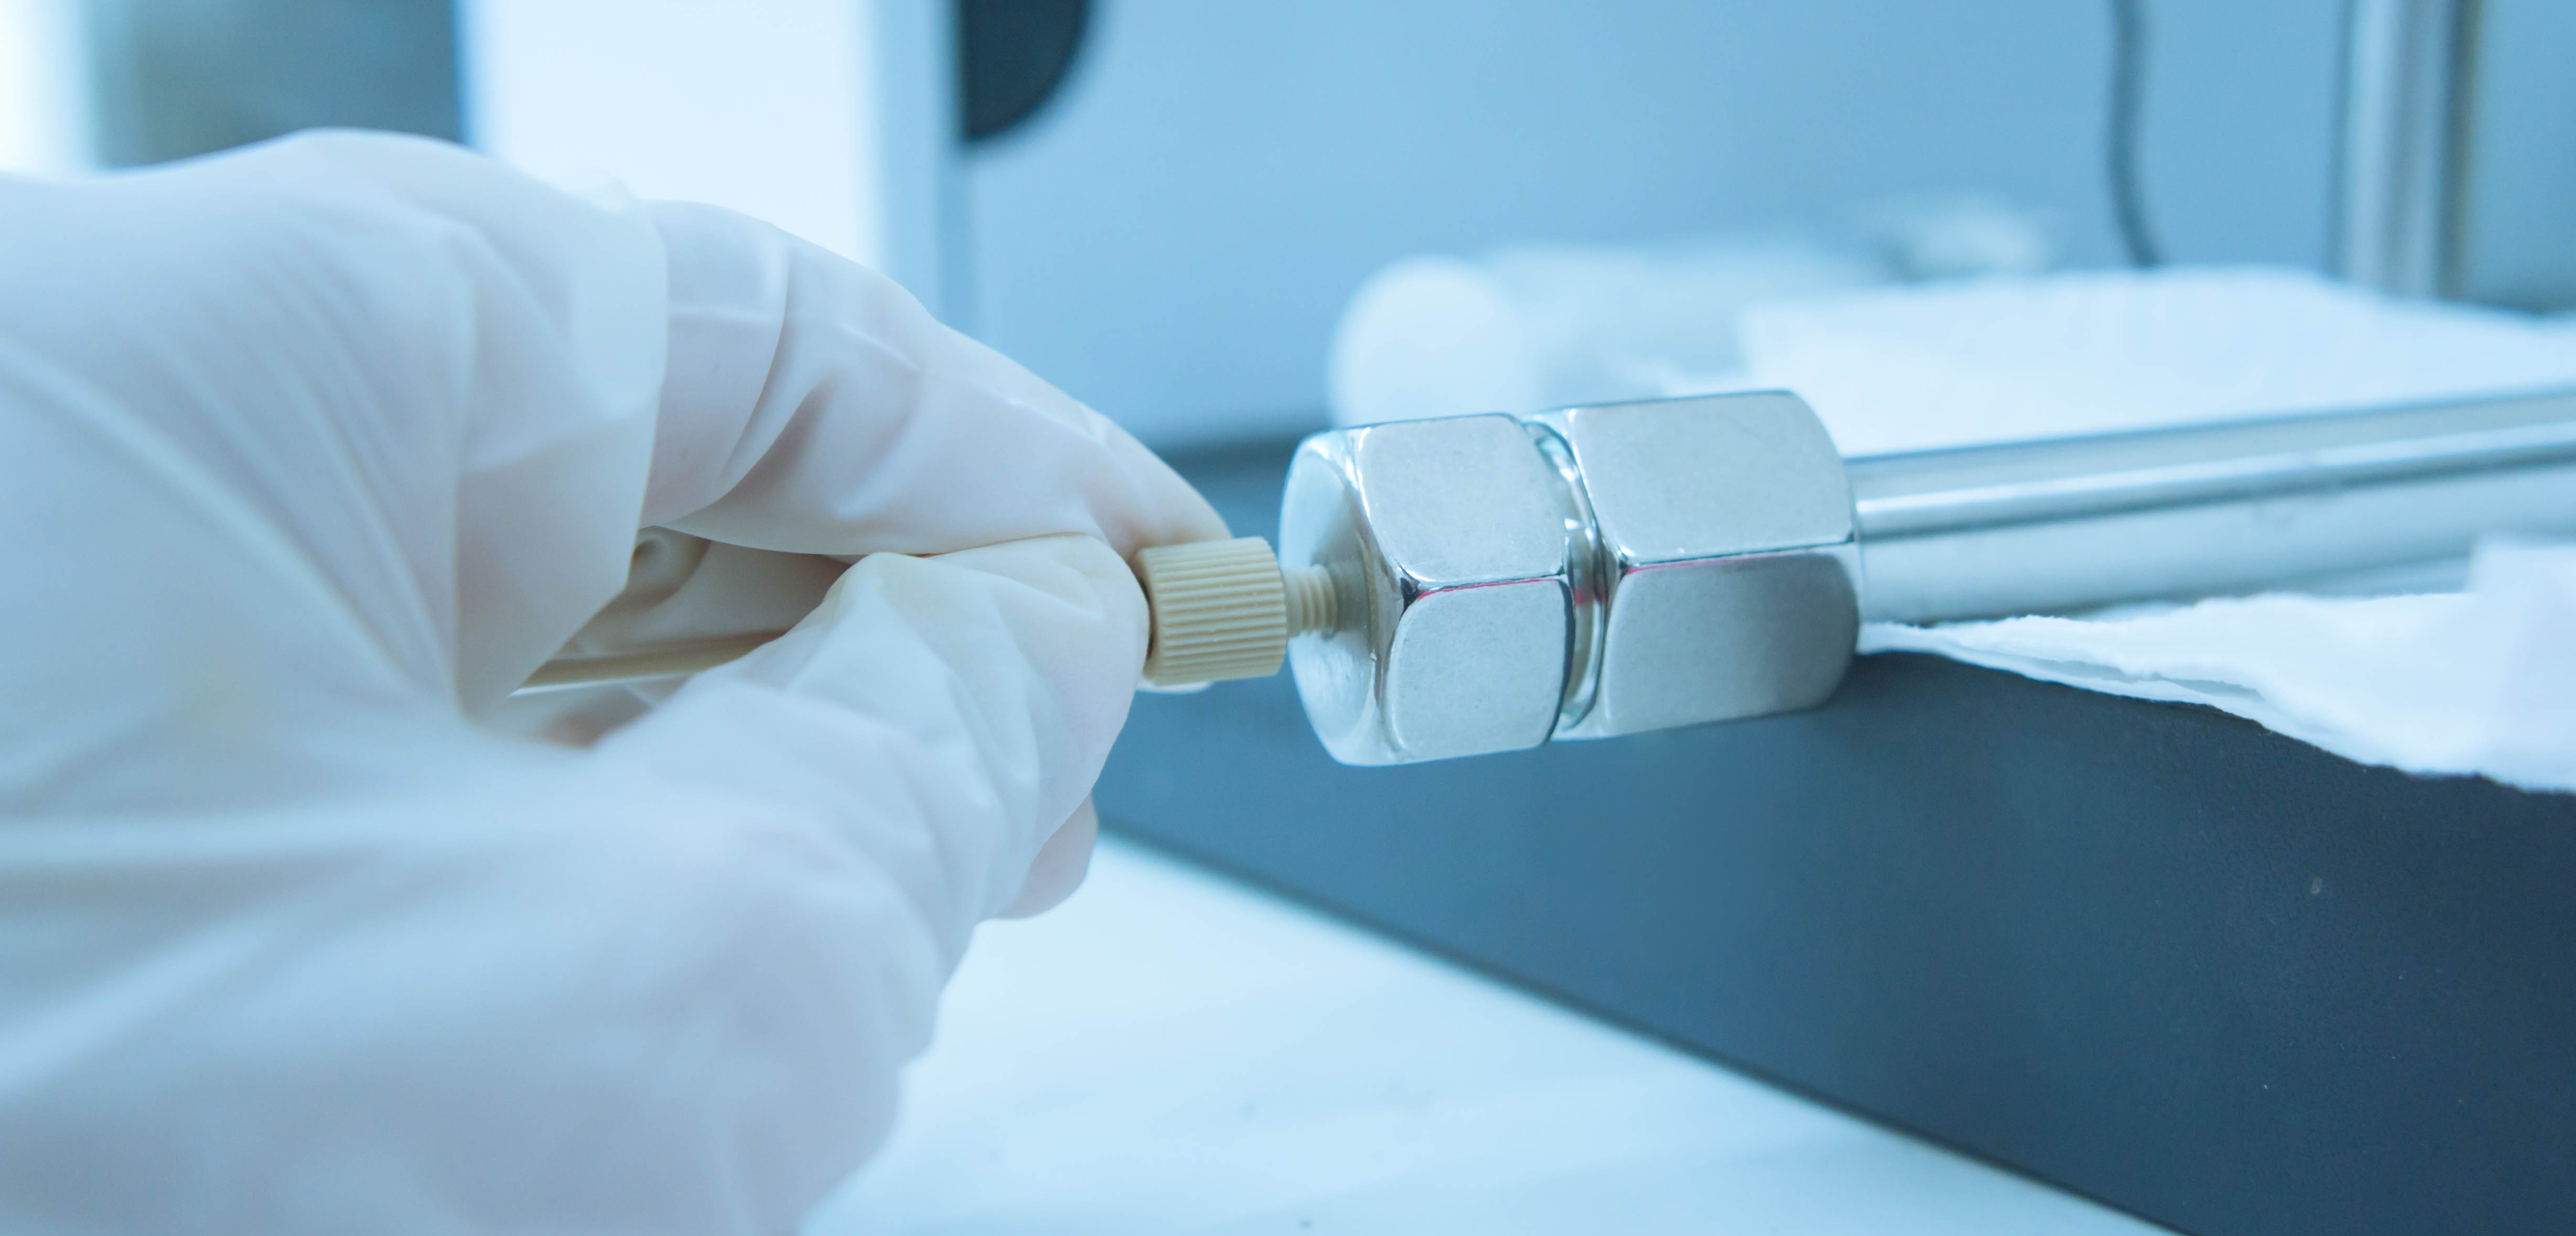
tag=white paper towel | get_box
[1860,542,2576,793]
[1733,267,2576,456]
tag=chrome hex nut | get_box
[1529,392,1859,739]
[1279,414,1588,765]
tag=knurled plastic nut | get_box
[1137,536,1332,685]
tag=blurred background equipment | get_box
[2328,0,2576,305]
[5,1,2569,441]
[0,0,89,172]
[458,0,953,310]
[78,0,457,166]
[2336,0,2475,297]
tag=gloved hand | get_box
[0,130,1224,1234]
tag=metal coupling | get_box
[1278,393,1859,765]
[1272,385,2576,766]
[529,387,2576,768]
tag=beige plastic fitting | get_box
[1136,536,1336,685]
[519,536,1332,694]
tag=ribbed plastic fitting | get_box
[1136,536,1336,685]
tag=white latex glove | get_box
[0,130,1222,1233]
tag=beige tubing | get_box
[515,537,1327,695]
[515,632,785,694]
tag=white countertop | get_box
[806,838,2166,1235]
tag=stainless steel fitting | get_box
[1280,393,1860,765]
[529,387,2576,769]
[1279,386,2576,765]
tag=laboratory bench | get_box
[810,837,2170,1235]
[1071,438,2576,1236]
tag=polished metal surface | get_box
[1278,386,2576,764]
[2336,0,2474,297]
[1279,414,1586,766]
[1531,395,1856,739]
[531,386,2576,765]
[1277,393,1861,764]
[1850,387,2576,622]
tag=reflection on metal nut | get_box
[1281,392,1862,765]
[1281,413,1589,765]
[1533,393,1856,740]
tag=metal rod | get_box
[1847,386,2576,623]
[521,388,2576,694]
[2335,0,2477,297]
